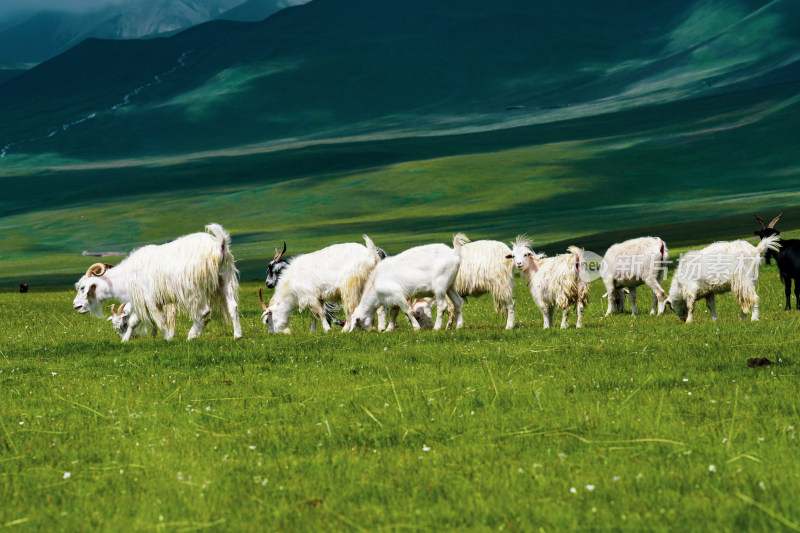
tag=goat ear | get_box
[107,316,113,322]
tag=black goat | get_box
[754,213,800,310]
[264,242,387,327]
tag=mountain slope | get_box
[0,0,245,64]
[217,0,310,22]
[1,0,798,162]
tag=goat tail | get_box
[205,223,234,266]
[363,234,381,263]
[755,234,781,256]
[453,233,470,255]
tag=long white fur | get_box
[665,235,780,323]
[73,223,241,340]
[444,239,515,329]
[261,235,381,334]
[508,235,589,329]
[602,236,668,316]
[349,234,467,331]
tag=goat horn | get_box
[109,304,116,315]
[86,262,111,277]
[118,302,126,315]
[754,215,766,229]
[768,212,783,228]
[258,288,268,311]
[273,241,286,262]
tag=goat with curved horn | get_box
[86,263,112,277]
[754,214,767,230]
[769,213,783,228]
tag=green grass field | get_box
[2,268,799,531]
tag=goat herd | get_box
[71,214,798,341]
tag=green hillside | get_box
[0,0,799,284]
[2,0,798,161]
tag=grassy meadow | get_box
[2,267,799,531]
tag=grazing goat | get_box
[507,236,589,329]
[444,239,515,329]
[72,223,241,340]
[601,237,669,316]
[107,303,176,341]
[754,213,800,310]
[348,234,466,331]
[266,241,388,327]
[260,235,382,333]
[665,235,780,322]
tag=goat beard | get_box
[86,297,106,318]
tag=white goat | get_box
[665,236,780,322]
[107,303,176,341]
[73,223,241,340]
[260,235,382,334]
[348,234,466,331]
[507,236,589,329]
[444,239,515,329]
[602,236,669,316]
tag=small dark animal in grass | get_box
[747,357,774,367]
[754,213,800,310]
[19,283,28,293]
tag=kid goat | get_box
[506,236,589,329]
[665,235,780,322]
[72,223,241,340]
[107,302,176,341]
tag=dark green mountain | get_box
[2,0,797,161]
[2,0,800,284]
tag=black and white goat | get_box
[261,235,382,333]
[265,241,387,327]
[754,213,800,310]
[73,223,241,340]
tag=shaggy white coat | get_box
[666,235,780,322]
[73,223,241,340]
[508,236,589,329]
[602,236,669,316]
[445,239,515,329]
